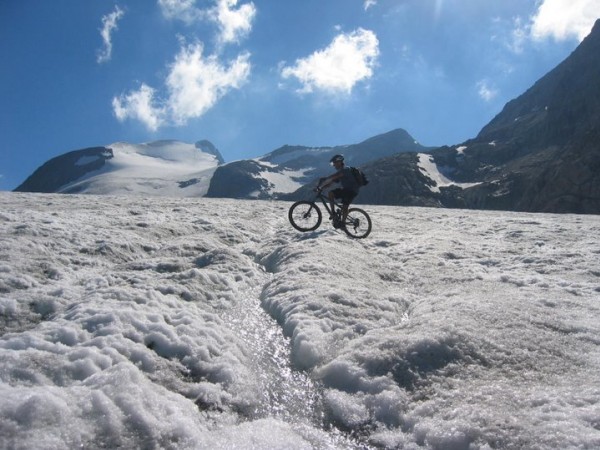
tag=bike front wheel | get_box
[288,201,322,232]
[343,208,372,238]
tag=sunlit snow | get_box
[418,153,480,192]
[60,141,220,197]
[1,192,599,449]
[256,169,306,197]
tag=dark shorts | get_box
[331,188,357,205]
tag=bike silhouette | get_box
[288,188,372,239]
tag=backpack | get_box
[350,167,369,186]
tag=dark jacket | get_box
[337,167,360,193]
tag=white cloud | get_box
[213,0,257,44]
[157,0,205,23]
[157,0,256,44]
[477,80,499,102]
[530,0,600,42]
[281,28,379,95]
[364,0,377,11]
[112,84,165,131]
[166,43,251,124]
[97,6,125,64]
[112,43,251,130]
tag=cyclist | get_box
[316,154,361,228]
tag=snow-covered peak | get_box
[62,140,221,197]
[108,140,218,166]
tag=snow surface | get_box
[1,192,600,449]
[60,141,220,197]
[255,168,307,198]
[417,153,480,192]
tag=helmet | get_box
[330,154,344,164]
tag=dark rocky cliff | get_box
[15,147,113,193]
[357,19,600,213]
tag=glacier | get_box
[1,192,599,449]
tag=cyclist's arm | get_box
[318,172,342,189]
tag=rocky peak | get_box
[477,18,600,149]
[196,140,225,164]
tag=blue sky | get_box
[1,0,598,191]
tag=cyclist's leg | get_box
[328,189,341,217]
[339,203,349,227]
[340,190,357,223]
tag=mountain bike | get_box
[288,189,372,239]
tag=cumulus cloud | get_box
[530,0,600,41]
[166,43,251,124]
[157,0,256,44]
[281,28,379,95]
[112,43,250,130]
[97,6,125,64]
[214,0,257,44]
[112,84,165,131]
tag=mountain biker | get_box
[316,154,361,228]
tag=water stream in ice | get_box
[221,263,364,448]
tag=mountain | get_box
[443,17,600,213]
[357,19,600,213]
[14,21,600,214]
[14,129,425,200]
[15,140,224,197]
[205,128,427,199]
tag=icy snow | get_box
[418,153,480,192]
[1,192,600,449]
[257,169,307,197]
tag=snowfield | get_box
[417,153,480,192]
[60,141,220,197]
[1,192,599,449]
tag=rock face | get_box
[355,153,446,207]
[456,17,600,213]
[205,160,271,199]
[15,147,113,193]
[355,19,600,214]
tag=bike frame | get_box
[313,189,343,218]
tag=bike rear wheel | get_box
[288,201,322,232]
[343,208,372,238]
